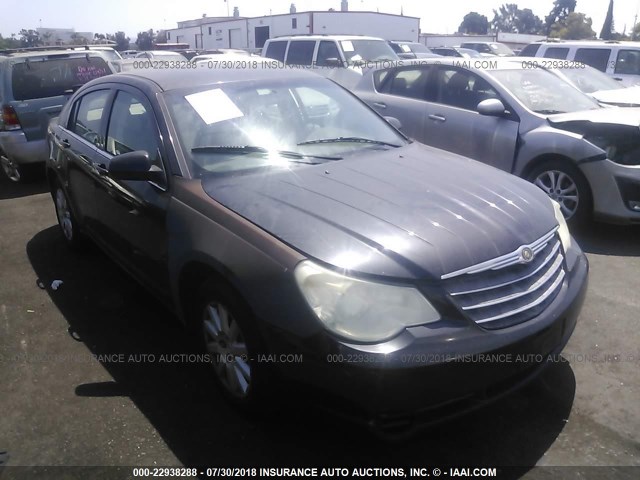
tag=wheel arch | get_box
[176,259,253,331]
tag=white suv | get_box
[520,40,640,86]
[262,35,398,88]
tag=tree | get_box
[600,0,614,40]
[545,0,577,35]
[18,29,41,47]
[492,4,544,34]
[550,12,596,40]
[459,12,489,35]
[516,9,545,34]
[114,31,130,51]
[136,29,155,50]
[492,4,519,32]
[0,34,21,50]
[41,31,53,46]
[156,30,167,44]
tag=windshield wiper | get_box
[297,137,402,148]
[191,145,342,162]
[534,109,566,115]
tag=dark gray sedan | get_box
[47,66,588,434]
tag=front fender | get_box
[513,125,604,177]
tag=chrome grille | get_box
[442,228,566,329]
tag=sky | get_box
[2,0,640,39]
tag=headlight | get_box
[294,260,440,343]
[552,199,573,253]
[585,135,640,165]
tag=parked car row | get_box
[4,36,638,435]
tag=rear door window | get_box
[264,41,287,62]
[384,67,431,100]
[11,55,111,100]
[286,41,316,66]
[519,44,541,57]
[543,47,569,59]
[575,48,611,72]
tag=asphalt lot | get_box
[0,169,639,478]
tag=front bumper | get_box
[0,131,48,165]
[269,251,588,434]
[580,158,640,224]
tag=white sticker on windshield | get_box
[185,89,244,125]
[341,41,354,52]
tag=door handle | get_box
[372,102,387,109]
[94,163,108,175]
[428,114,446,122]
[60,139,71,149]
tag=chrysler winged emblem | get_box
[520,247,534,263]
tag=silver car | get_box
[353,57,640,225]
[544,62,640,107]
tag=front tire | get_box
[195,280,270,410]
[528,160,592,226]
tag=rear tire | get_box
[528,159,592,227]
[0,152,26,183]
[52,183,85,250]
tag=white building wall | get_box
[166,26,202,48]
[312,12,419,41]
[168,12,419,51]
[201,19,249,49]
[420,34,496,47]
[246,14,312,51]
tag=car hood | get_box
[548,106,640,128]
[202,143,557,281]
[591,86,640,107]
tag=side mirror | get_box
[477,98,506,117]
[384,116,402,130]
[323,57,344,67]
[108,151,165,183]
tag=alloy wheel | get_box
[202,301,252,399]
[533,169,579,219]
[55,188,74,241]
[0,154,20,182]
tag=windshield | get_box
[559,65,624,93]
[95,49,122,62]
[490,43,514,55]
[340,40,398,63]
[164,77,407,177]
[406,43,431,54]
[490,68,600,114]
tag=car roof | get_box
[111,62,316,92]
[535,40,640,47]
[0,48,108,59]
[270,35,384,41]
